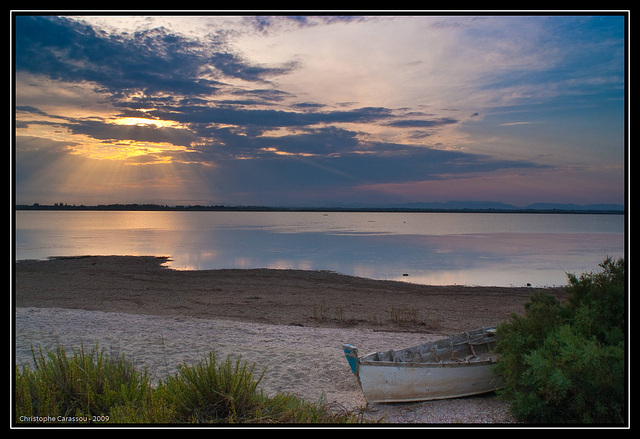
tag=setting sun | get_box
[112,117,181,128]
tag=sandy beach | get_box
[14,255,567,424]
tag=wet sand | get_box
[14,256,566,424]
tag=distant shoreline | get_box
[14,203,625,215]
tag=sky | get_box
[13,13,627,207]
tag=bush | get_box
[15,344,151,422]
[496,257,626,424]
[16,345,366,424]
[161,352,265,423]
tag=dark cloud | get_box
[385,117,458,128]
[16,105,48,116]
[150,105,392,131]
[201,141,547,200]
[64,119,198,147]
[197,126,362,159]
[230,88,293,102]
[14,15,295,98]
[187,119,545,181]
[244,15,367,33]
[262,127,361,155]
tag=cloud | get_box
[13,14,625,206]
[151,104,392,128]
[499,122,533,126]
[16,105,47,116]
[15,16,295,98]
[8,13,552,188]
[386,117,458,128]
[66,119,197,146]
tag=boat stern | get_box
[342,344,359,375]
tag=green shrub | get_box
[159,352,365,423]
[496,257,626,424]
[16,345,366,424]
[15,344,151,422]
[161,352,264,423]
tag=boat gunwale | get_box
[349,327,499,369]
[357,357,498,368]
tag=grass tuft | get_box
[16,344,368,424]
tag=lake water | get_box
[14,210,625,287]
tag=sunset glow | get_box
[112,117,181,128]
[13,13,627,208]
[68,139,189,163]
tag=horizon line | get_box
[14,201,625,214]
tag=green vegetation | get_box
[15,345,368,425]
[495,257,626,424]
[15,344,151,422]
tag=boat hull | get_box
[343,328,503,403]
[355,359,501,403]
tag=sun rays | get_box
[14,14,626,207]
[67,138,188,164]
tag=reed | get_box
[312,301,348,324]
[387,306,439,329]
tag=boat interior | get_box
[363,328,498,364]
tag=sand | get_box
[14,256,566,424]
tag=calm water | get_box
[14,210,625,287]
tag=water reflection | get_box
[15,211,624,287]
[157,230,621,287]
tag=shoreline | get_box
[14,255,566,424]
[15,255,563,334]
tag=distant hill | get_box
[521,202,625,212]
[386,201,625,212]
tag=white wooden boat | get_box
[343,327,503,403]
